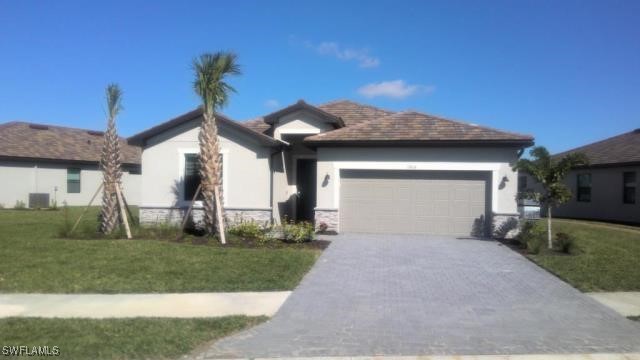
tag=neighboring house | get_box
[520,129,639,224]
[130,100,533,238]
[0,122,141,208]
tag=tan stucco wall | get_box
[0,160,140,207]
[315,147,521,217]
[140,117,272,210]
[523,166,640,223]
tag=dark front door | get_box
[296,159,317,222]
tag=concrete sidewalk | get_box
[588,292,640,317]
[0,292,290,318]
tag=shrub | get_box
[282,221,315,243]
[50,199,58,210]
[516,220,545,254]
[317,222,328,233]
[13,200,26,210]
[526,236,544,254]
[554,232,578,254]
[228,218,265,240]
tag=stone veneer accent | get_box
[492,212,520,239]
[140,207,272,228]
[314,208,339,232]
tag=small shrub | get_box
[526,236,544,254]
[228,218,265,240]
[13,200,26,210]
[50,199,58,210]
[282,221,315,243]
[317,221,328,233]
[516,220,545,254]
[554,232,578,254]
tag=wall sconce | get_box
[322,173,330,187]
[499,176,509,189]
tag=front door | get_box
[296,159,317,222]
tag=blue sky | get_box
[1,0,639,153]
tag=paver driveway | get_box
[193,234,640,358]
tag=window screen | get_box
[67,168,81,193]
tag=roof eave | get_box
[304,139,535,148]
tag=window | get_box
[518,175,528,192]
[67,168,81,193]
[184,154,202,201]
[623,171,636,204]
[183,154,224,202]
[576,173,591,202]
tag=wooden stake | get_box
[214,185,226,244]
[177,184,202,241]
[115,184,132,239]
[70,183,103,234]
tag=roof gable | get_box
[128,108,281,147]
[262,100,345,127]
[0,121,140,165]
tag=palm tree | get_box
[99,84,124,234]
[192,52,241,239]
[514,146,588,249]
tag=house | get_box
[129,100,534,237]
[0,121,141,208]
[520,129,639,224]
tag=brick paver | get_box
[192,234,640,358]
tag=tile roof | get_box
[242,117,271,134]
[554,129,640,166]
[304,111,534,145]
[0,121,141,165]
[317,99,395,126]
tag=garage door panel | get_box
[340,170,488,236]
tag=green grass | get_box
[0,316,266,359]
[527,219,640,292]
[0,208,320,293]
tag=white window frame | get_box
[177,148,228,207]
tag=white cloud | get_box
[301,40,380,68]
[357,80,435,99]
[264,99,280,108]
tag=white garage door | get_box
[340,170,489,236]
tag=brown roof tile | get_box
[241,117,271,134]
[304,111,534,145]
[554,129,640,166]
[0,121,141,165]
[317,99,395,126]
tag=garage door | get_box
[340,170,489,236]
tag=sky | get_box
[1,0,639,153]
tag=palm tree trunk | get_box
[100,114,123,234]
[547,205,553,249]
[198,112,225,239]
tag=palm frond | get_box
[192,52,241,114]
[106,84,123,119]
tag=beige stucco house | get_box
[520,129,639,224]
[0,122,141,208]
[129,100,534,238]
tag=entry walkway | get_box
[0,291,290,318]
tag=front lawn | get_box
[0,208,321,293]
[526,219,640,292]
[0,316,265,359]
